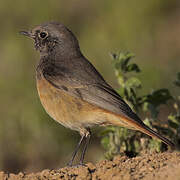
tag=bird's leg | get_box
[79,129,91,165]
[67,134,85,166]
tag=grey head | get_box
[20,22,81,57]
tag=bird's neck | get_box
[40,44,82,60]
[37,47,83,75]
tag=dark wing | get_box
[79,83,144,125]
[42,59,143,125]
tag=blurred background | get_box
[0,0,179,173]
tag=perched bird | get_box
[20,22,174,166]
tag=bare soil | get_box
[0,151,180,180]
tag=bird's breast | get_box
[36,71,109,131]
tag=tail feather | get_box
[137,123,175,148]
[110,114,175,149]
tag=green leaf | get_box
[142,102,149,112]
[148,139,162,152]
[117,76,125,87]
[141,89,172,107]
[101,136,110,150]
[99,127,116,136]
[127,63,141,72]
[143,118,153,128]
[110,53,118,60]
[168,114,180,129]
[168,119,179,129]
[125,77,141,89]
[111,52,137,73]
[116,88,125,97]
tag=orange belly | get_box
[36,74,110,131]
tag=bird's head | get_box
[20,22,80,57]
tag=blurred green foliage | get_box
[0,0,180,173]
[100,52,180,159]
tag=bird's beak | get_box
[19,31,34,38]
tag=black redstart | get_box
[20,22,174,166]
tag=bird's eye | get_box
[39,31,48,39]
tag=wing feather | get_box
[43,70,143,125]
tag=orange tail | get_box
[110,115,175,149]
[136,122,175,148]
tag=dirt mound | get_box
[0,152,180,180]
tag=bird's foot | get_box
[66,161,87,168]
